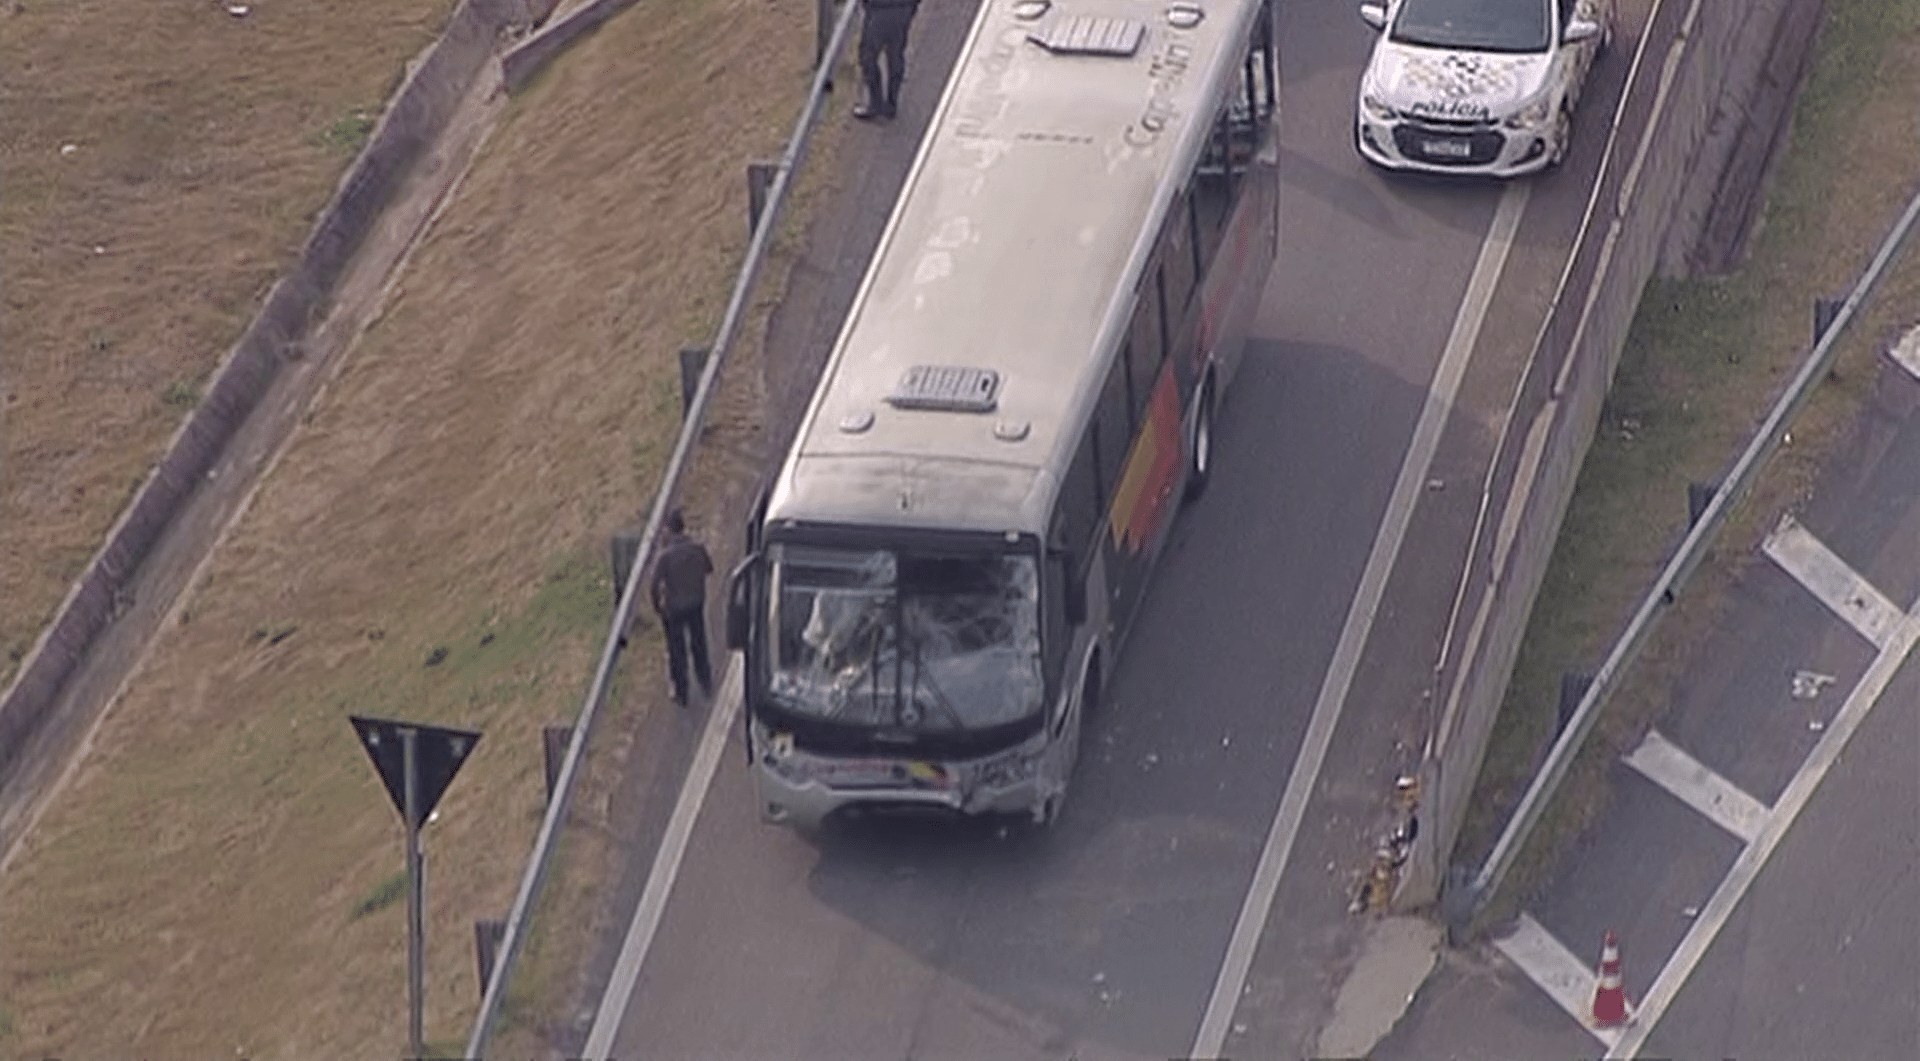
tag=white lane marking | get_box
[581,657,743,1060]
[1609,602,1920,1060]
[1622,729,1770,844]
[1191,181,1533,1058]
[1493,913,1624,1052]
[1889,325,1920,382]
[1762,514,1903,649]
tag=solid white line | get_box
[1608,602,1920,1060]
[1190,182,1532,1058]
[1889,325,1920,382]
[581,657,744,1060]
[1762,514,1903,650]
[1492,913,1623,1052]
[1622,729,1770,843]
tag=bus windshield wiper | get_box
[903,621,965,731]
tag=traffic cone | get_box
[1591,931,1629,1027]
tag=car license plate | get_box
[1422,138,1471,158]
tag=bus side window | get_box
[1160,193,1198,316]
[1192,117,1233,266]
[1059,434,1102,557]
[1126,272,1167,423]
[1093,357,1134,500]
[1126,278,1167,423]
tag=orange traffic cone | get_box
[1592,931,1629,1027]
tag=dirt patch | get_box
[1458,0,1920,918]
[0,0,450,692]
[0,0,826,1057]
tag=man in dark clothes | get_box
[649,508,714,705]
[854,0,919,121]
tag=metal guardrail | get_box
[462,1,860,1054]
[1460,168,1920,924]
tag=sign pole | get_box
[349,714,480,1059]
[402,725,425,1060]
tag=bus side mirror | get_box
[726,554,758,651]
[1358,3,1386,30]
[743,487,770,554]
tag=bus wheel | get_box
[1183,378,1216,502]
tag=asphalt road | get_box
[578,0,1649,1057]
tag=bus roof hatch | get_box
[886,365,1002,413]
[1026,16,1145,57]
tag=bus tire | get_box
[1183,377,1216,503]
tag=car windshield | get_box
[767,543,1043,732]
[1390,0,1551,52]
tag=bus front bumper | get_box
[753,736,1053,831]
[755,769,1048,831]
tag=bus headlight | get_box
[974,746,1046,789]
[1361,93,1399,122]
[1503,97,1551,129]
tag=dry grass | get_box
[0,0,824,1057]
[0,0,451,690]
[1458,0,1920,922]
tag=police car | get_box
[1355,0,1611,176]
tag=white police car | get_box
[1355,0,1611,176]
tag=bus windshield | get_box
[766,543,1043,732]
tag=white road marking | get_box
[1190,181,1533,1058]
[1608,601,1920,1060]
[1492,913,1624,1052]
[1762,514,1903,649]
[1889,324,1920,382]
[1622,729,1770,843]
[581,657,743,1060]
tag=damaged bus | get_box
[726,0,1281,829]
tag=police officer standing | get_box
[853,0,920,121]
[648,509,714,706]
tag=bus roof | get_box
[768,0,1263,539]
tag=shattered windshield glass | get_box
[767,543,1044,731]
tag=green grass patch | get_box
[350,869,408,920]
[313,108,378,156]
[1458,0,1920,924]
[161,377,201,410]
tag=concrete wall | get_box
[0,0,562,791]
[1397,0,1819,913]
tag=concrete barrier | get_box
[502,0,643,94]
[1393,0,1821,918]
[0,0,558,792]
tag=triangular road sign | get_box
[350,715,482,828]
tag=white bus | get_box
[726,0,1281,829]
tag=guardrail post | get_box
[679,347,710,416]
[1557,672,1593,734]
[474,919,506,999]
[1814,297,1845,344]
[1686,482,1717,527]
[541,725,572,804]
[816,0,839,88]
[747,161,779,238]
